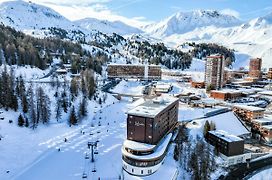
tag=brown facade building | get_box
[126,96,179,145]
[107,64,161,80]
[267,68,272,79]
[206,130,244,156]
[205,54,225,90]
[249,58,262,79]
[191,81,205,88]
[210,90,242,101]
[233,105,265,121]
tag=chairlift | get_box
[94,151,98,155]
[85,153,89,159]
[92,169,96,173]
[82,173,87,179]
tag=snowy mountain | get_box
[0,0,76,30]
[75,18,142,35]
[143,10,242,37]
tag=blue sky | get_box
[106,0,272,21]
[1,0,272,27]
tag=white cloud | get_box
[0,0,152,28]
[41,3,152,28]
[220,8,240,18]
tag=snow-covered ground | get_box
[186,111,249,139]
[111,80,145,95]
[248,167,272,180]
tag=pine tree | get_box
[203,120,211,138]
[36,87,51,124]
[55,98,62,122]
[18,114,25,127]
[70,78,78,98]
[79,97,87,119]
[27,83,37,129]
[25,117,29,127]
[22,93,28,113]
[69,105,77,126]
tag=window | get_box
[132,169,134,173]
[148,170,152,174]
[141,170,143,174]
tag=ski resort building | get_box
[249,58,262,79]
[252,118,272,143]
[204,54,225,90]
[210,90,242,101]
[122,95,179,176]
[233,105,265,121]
[206,130,251,167]
[267,68,272,79]
[107,64,161,80]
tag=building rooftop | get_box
[252,117,272,124]
[122,133,172,161]
[108,63,160,67]
[207,54,224,59]
[123,139,156,152]
[127,95,178,118]
[258,91,272,96]
[211,89,242,94]
[262,125,272,130]
[209,130,243,143]
[234,104,265,112]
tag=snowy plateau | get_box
[0,0,272,180]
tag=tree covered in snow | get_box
[36,87,51,124]
[17,114,25,127]
[0,66,18,111]
[68,105,77,126]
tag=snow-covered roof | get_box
[127,95,178,118]
[123,140,156,152]
[209,130,243,142]
[262,125,272,130]
[211,89,242,94]
[234,104,265,112]
[122,133,172,160]
[252,117,272,124]
[108,63,160,67]
[258,91,272,96]
[56,69,67,73]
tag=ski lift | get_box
[94,151,98,155]
[82,173,87,179]
[85,153,89,159]
[92,169,96,173]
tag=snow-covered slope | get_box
[0,0,85,38]
[75,18,142,35]
[143,10,241,37]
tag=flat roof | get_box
[258,91,272,96]
[234,104,265,112]
[108,63,160,67]
[209,130,243,142]
[211,89,242,94]
[262,125,272,130]
[122,133,172,161]
[127,95,178,118]
[252,117,272,124]
[123,140,156,152]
